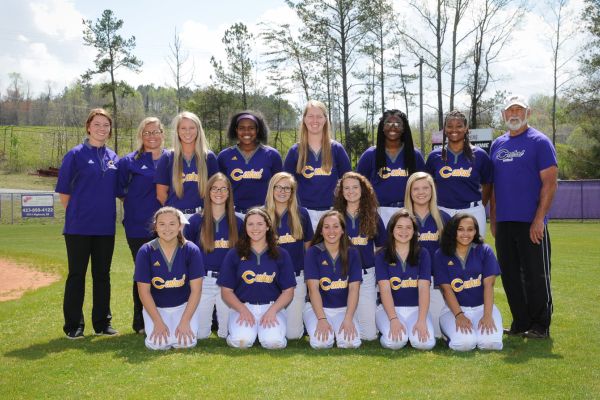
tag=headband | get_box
[236,114,258,125]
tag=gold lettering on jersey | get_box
[181,172,199,183]
[277,233,297,244]
[451,274,482,293]
[439,166,473,179]
[350,236,368,246]
[419,231,439,242]
[389,276,418,290]
[152,274,187,289]
[231,168,264,181]
[242,270,276,284]
[320,277,348,291]
[378,167,409,179]
[302,165,331,178]
[214,239,230,249]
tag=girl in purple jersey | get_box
[184,173,241,339]
[332,172,385,341]
[265,172,314,339]
[156,112,217,217]
[303,210,363,349]
[135,207,204,350]
[218,111,282,214]
[404,171,450,338]
[283,100,351,229]
[118,116,166,334]
[434,213,503,351]
[375,209,435,350]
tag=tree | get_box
[210,22,254,109]
[82,9,142,154]
[167,28,194,113]
[448,0,475,110]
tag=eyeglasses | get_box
[142,130,162,137]
[274,185,292,193]
[210,187,229,194]
[384,122,403,128]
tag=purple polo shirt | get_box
[375,249,431,307]
[344,212,387,268]
[416,211,451,263]
[276,207,314,274]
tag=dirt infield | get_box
[0,259,60,301]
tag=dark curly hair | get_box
[226,110,269,144]
[442,110,474,162]
[382,208,421,266]
[332,171,380,238]
[440,213,483,256]
[310,210,352,277]
[236,207,279,259]
[375,109,417,174]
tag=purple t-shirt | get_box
[490,127,557,223]
[55,140,119,235]
[304,244,362,308]
[416,211,451,265]
[357,146,426,207]
[217,247,296,304]
[134,239,205,308]
[184,213,243,272]
[154,150,219,212]
[217,144,282,212]
[433,243,500,307]
[283,141,351,210]
[426,146,493,209]
[276,207,314,274]
[375,249,431,307]
[344,212,387,268]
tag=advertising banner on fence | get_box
[21,194,54,218]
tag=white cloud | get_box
[30,0,83,40]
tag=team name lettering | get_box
[419,231,439,242]
[230,168,264,181]
[378,167,409,179]
[302,165,332,178]
[451,274,482,293]
[152,274,186,290]
[242,270,276,284]
[439,166,472,178]
[181,172,199,183]
[390,277,418,290]
[350,236,368,246]
[496,148,525,162]
[214,239,230,249]
[320,277,349,291]
[277,233,297,244]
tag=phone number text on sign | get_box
[22,195,54,217]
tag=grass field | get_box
[0,221,599,399]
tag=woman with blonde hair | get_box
[184,172,242,339]
[404,171,450,338]
[283,100,351,229]
[118,116,166,334]
[156,111,218,217]
[265,172,314,339]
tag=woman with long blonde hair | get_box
[283,100,351,229]
[265,172,314,339]
[155,111,218,217]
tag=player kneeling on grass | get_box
[375,209,435,350]
[134,207,204,350]
[303,210,362,349]
[217,208,296,349]
[434,213,503,351]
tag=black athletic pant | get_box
[63,234,115,334]
[495,222,553,334]
[126,236,153,332]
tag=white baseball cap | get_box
[504,94,529,110]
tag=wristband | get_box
[318,317,327,321]
[455,311,464,318]
[389,316,398,321]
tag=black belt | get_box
[382,202,403,207]
[295,270,303,277]
[206,270,219,278]
[362,266,374,274]
[246,301,273,305]
[179,208,197,214]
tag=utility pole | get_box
[415,57,424,151]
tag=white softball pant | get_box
[303,303,362,349]
[142,302,200,350]
[307,209,329,231]
[195,274,230,339]
[439,202,487,238]
[356,266,378,340]
[430,285,445,338]
[375,304,436,350]
[378,206,401,229]
[226,303,287,349]
[286,272,306,339]
[439,304,503,351]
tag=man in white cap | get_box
[490,95,558,339]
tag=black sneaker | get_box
[95,325,119,336]
[523,329,549,339]
[503,328,526,336]
[66,326,84,340]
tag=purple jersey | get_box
[375,249,431,307]
[356,146,426,207]
[184,213,243,272]
[276,207,314,274]
[217,247,296,304]
[433,244,500,307]
[118,150,166,238]
[416,211,451,264]
[283,141,351,210]
[55,139,119,235]
[218,144,282,212]
[426,146,493,209]
[490,127,557,223]
[344,212,387,268]
[154,150,219,212]
[304,244,362,308]
[134,239,205,308]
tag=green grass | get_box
[0,222,599,399]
